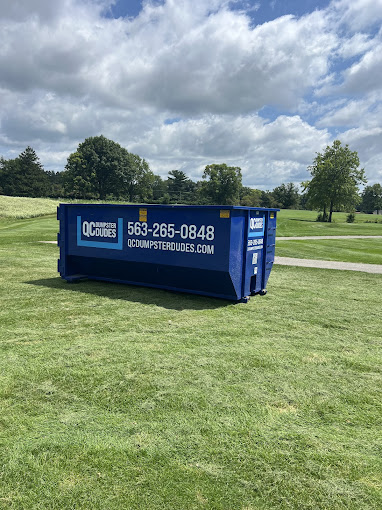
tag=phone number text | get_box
[127,222,215,241]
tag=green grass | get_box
[2,196,381,236]
[276,238,382,265]
[0,196,63,219]
[277,209,382,237]
[1,216,382,509]
[0,195,129,219]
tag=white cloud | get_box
[341,126,382,184]
[0,0,337,113]
[341,41,382,94]
[0,0,381,189]
[332,0,382,31]
[128,114,330,188]
[316,92,382,127]
[337,33,375,59]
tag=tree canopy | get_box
[273,182,301,209]
[360,183,382,214]
[304,140,366,222]
[166,170,195,202]
[0,147,48,197]
[3,138,378,215]
[62,135,154,201]
[200,163,242,205]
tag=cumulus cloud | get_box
[332,0,382,31]
[129,114,330,188]
[337,33,375,59]
[0,0,338,113]
[0,0,381,187]
[317,92,382,127]
[341,41,382,95]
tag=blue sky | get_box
[0,0,381,189]
[107,0,332,24]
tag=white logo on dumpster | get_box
[250,217,263,231]
[82,221,117,239]
[77,216,123,250]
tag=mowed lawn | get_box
[276,209,382,237]
[275,209,382,264]
[0,203,382,509]
[276,238,382,265]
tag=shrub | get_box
[346,213,355,223]
[316,211,328,222]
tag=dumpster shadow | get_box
[26,277,231,311]
[289,218,316,222]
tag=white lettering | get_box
[82,220,117,239]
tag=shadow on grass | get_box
[288,218,317,223]
[26,277,231,311]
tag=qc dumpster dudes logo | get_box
[77,216,123,250]
[247,215,264,252]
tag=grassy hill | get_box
[0,195,62,218]
[0,195,123,219]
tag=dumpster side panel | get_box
[66,205,230,271]
[60,204,240,300]
[65,256,237,299]
[228,211,246,300]
[58,204,278,301]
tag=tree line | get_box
[1,135,381,217]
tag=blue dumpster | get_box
[57,204,279,302]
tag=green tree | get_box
[63,135,152,201]
[240,187,262,207]
[167,170,196,203]
[0,147,48,197]
[200,163,242,205]
[0,157,18,195]
[129,155,156,202]
[45,170,65,198]
[360,184,382,214]
[273,182,300,209]
[62,151,98,198]
[304,140,366,222]
[150,175,167,202]
[260,190,278,208]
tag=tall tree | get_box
[167,170,195,203]
[0,157,18,196]
[200,163,242,205]
[260,190,278,208]
[304,140,366,222]
[360,183,382,214]
[62,135,152,200]
[0,147,48,197]
[129,154,156,202]
[273,182,300,209]
[240,187,262,207]
[45,170,65,198]
[151,175,168,202]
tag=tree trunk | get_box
[328,201,333,222]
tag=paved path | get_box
[276,235,382,240]
[275,257,382,274]
[39,237,382,274]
